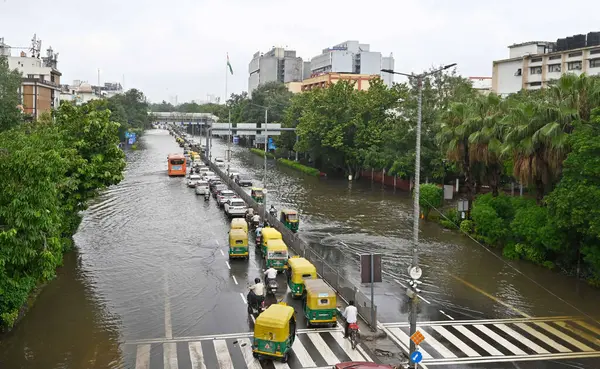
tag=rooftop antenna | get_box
[30,34,41,58]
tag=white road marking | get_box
[251,314,256,323]
[439,310,454,320]
[473,324,526,355]
[420,328,457,358]
[239,338,261,369]
[493,324,549,354]
[188,342,206,369]
[418,294,432,305]
[220,249,224,256]
[453,325,503,356]
[164,270,173,339]
[273,361,291,369]
[307,332,339,364]
[387,327,433,359]
[215,240,220,245]
[225,261,231,269]
[514,322,571,353]
[135,344,150,369]
[240,292,247,304]
[214,340,234,368]
[356,344,373,362]
[535,322,594,351]
[331,330,369,361]
[163,342,178,369]
[432,325,480,357]
[232,275,238,284]
[291,336,316,367]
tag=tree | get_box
[419,184,443,219]
[0,56,23,132]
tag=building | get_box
[1,36,61,119]
[300,72,378,92]
[248,47,304,95]
[492,31,600,95]
[469,77,492,95]
[285,81,303,94]
[309,40,394,87]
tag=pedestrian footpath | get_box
[128,328,375,369]
[381,316,600,366]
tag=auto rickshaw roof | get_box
[281,209,298,215]
[287,257,316,271]
[251,187,264,191]
[229,228,247,238]
[231,218,248,227]
[304,279,335,296]
[265,239,288,251]
[261,227,282,238]
[255,304,295,330]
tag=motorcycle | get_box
[251,219,260,230]
[266,278,278,296]
[204,192,210,201]
[247,292,265,315]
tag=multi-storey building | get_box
[1,37,61,119]
[492,31,600,95]
[308,41,394,87]
[248,47,304,96]
[300,72,378,92]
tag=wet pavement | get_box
[0,129,598,369]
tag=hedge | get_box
[277,158,320,176]
[250,148,275,158]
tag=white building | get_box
[492,32,600,95]
[248,47,304,96]
[469,77,492,95]
[309,41,394,87]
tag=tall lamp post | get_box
[381,63,456,366]
[248,102,270,221]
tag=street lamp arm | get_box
[382,63,457,78]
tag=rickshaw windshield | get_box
[254,191,264,197]
[302,273,313,280]
[268,251,288,259]
[286,213,298,221]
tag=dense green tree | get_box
[0,56,23,132]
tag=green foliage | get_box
[277,158,320,176]
[0,100,126,330]
[419,184,443,219]
[440,208,460,229]
[105,89,152,140]
[459,220,474,234]
[0,56,24,132]
[470,204,506,245]
[250,148,275,158]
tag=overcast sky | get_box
[2,0,599,103]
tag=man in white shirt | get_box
[264,267,277,284]
[342,300,358,338]
[248,278,265,307]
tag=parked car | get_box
[187,174,202,188]
[235,176,253,187]
[209,180,223,192]
[194,180,209,195]
[217,190,236,207]
[224,198,247,218]
[212,184,228,198]
[201,171,215,179]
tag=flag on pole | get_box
[227,53,233,75]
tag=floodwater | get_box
[0,129,598,368]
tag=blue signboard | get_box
[233,136,240,145]
[125,132,131,138]
[410,351,423,364]
[268,137,276,151]
[128,137,135,145]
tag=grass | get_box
[277,158,320,176]
[250,148,275,158]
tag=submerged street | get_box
[1,129,598,369]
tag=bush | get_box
[250,148,275,158]
[419,184,443,219]
[473,193,515,223]
[277,158,320,176]
[471,204,506,246]
[460,219,474,234]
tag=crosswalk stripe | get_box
[473,325,526,355]
[135,344,151,369]
[239,338,261,369]
[388,328,433,359]
[431,326,479,357]
[273,361,291,369]
[214,340,234,368]
[188,342,206,369]
[514,323,570,353]
[163,342,178,369]
[291,336,316,367]
[555,321,600,347]
[331,331,368,361]
[493,324,549,354]
[420,328,457,358]
[535,322,594,352]
[308,332,339,364]
[574,320,600,336]
[453,325,503,356]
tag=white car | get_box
[187,174,202,188]
[195,180,209,195]
[217,190,236,207]
[224,198,248,218]
[201,171,215,179]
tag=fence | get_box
[201,152,378,329]
[362,168,412,191]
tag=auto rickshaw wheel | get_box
[247,305,253,314]
[252,352,259,358]
[282,352,289,363]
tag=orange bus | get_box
[167,153,186,176]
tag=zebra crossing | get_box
[381,316,600,366]
[128,328,374,369]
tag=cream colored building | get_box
[300,72,378,92]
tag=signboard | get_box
[233,136,240,145]
[360,254,382,283]
[128,137,135,145]
[255,135,266,144]
[410,351,423,364]
[125,131,131,138]
[410,330,425,346]
[268,137,276,150]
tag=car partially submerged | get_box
[235,176,253,187]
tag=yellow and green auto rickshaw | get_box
[230,218,249,233]
[260,227,282,254]
[264,239,289,271]
[279,209,299,232]
[228,228,249,259]
[252,303,296,362]
[286,256,317,299]
[251,187,264,204]
[302,279,337,327]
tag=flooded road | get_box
[1,129,598,369]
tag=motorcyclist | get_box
[248,277,265,308]
[252,213,261,227]
[269,205,277,217]
[245,208,254,220]
[264,267,277,285]
[342,300,358,338]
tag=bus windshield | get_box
[170,159,185,165]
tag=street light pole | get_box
[382,63,456,366]
[263,108,268,221]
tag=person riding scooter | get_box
[251,213,261,229]
[269,205,277,217]
[204,192,210,201]
[247,277,265,309]
[264,267,277,285]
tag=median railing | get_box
[200,153,378,329]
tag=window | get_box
[302,273,313,280]
[170,159,185,165]
[591,49,600,55]
[530,82,542,86]
[531,57,542,63]
[568,61,582,70]
[590,59,600,68]
[318,298,330,306]
[549,55,562,60]
[568,51,583,58]
[530,66,542,74]
[27,74,34,78]
[548,64,561,73]
[515,68,522,76]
